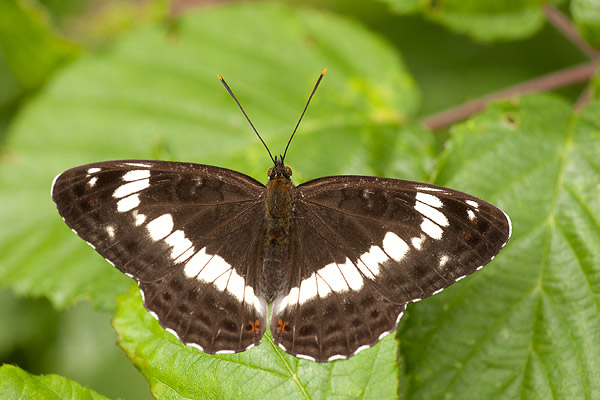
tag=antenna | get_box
[282,69,326,162]
[218,74,275,164]
[218,69,326,165]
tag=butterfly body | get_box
[263,157,294,300]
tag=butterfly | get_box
[51,70,511,362]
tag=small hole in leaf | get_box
[502,112,519,130]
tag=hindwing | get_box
[270,176,511,361]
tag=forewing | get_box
[52,160,269,354]
[271,175,511,362]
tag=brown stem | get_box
[421,62,598,131]
[574,83,593,111]
[543,4,600,60]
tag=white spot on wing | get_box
[184,248,224,279]
[439,254,449,267]
[467,209,476,221]
[280,258,367,308]
[411,235,424,250]
[175,246,195,263]
[378,330,392,341]
[117,194,140,212]
[337,258,363,290]
[187,342,204,351]
[223,269,245,301]
[216,349,236,354]
[274,287,299,314]
[122,169,151,182]
[353,344,370,356]
[125,162,153,168]
[243,286,264,315]
[416,192,443,208]
[395,311,404,324]
[146,214,174,241]
[414,186,442,192]
[415,201,449,227]
[113,179,150,198]
[87,167,101,174]
[164,230,193,260]
[87,176,98,188]
[132,210,146,226]
[165,327,180,340]
[502,209,512,241]
[316,273,332,297]
[316,263,345,293]
[183,247,266,315]
[298,276,318,304]
[51,173,61,196]
[421,218,443,240]
[357,245,386,278]
[296,354,316,362]
[382,232,409,262]
[466,200,479,209]
[106,225,115,239]
[327,354,346,362]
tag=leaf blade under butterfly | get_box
[113,285,400,400]
[399,95,600,400]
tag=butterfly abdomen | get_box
[262,176,294,300]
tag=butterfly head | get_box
[218,71,325,184]
[268,155,292,180]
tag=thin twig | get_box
[422,62,598,130]
[543,4,600,60]
[574,83,593,111]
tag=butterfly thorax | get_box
[262,159,294,300]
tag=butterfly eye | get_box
[267,167,274,178]
[284,166,292,177]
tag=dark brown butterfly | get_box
[52,71,511,362]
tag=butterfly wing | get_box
[271,176,511,362]
[52,160,269,354]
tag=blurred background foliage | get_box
[0,0,596,399]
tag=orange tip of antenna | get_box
[321,68,327,75]
[217,74,223,80]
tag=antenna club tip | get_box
[321,68,327,75]
[217,74,223,81]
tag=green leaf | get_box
[0,0,78,90]
[113,285,399,399]
[0,364,111,400]
[380,0,546,42]
[572,0,600,49]
[399,94,600,399]
[0,0,418,308]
